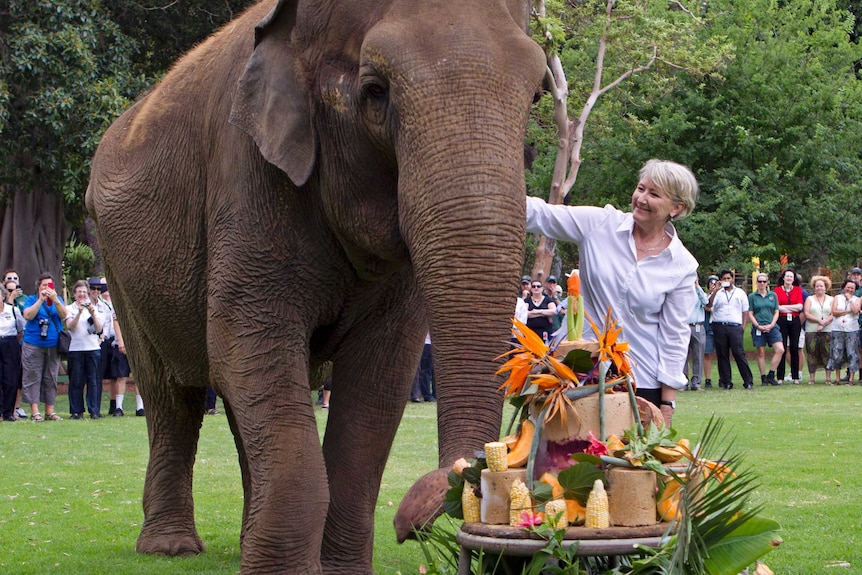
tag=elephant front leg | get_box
[136,361,207,556]
[219,361,329,575]
[320,317,426,574]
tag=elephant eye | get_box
[359,74,390,125]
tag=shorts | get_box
[100,338,115,379]
[704,333,715,354]
[752,326,782,347]
[110,347,131,378]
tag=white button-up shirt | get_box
[710,286,748,325]
[526,198,698,390]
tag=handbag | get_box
[51,315,71,354]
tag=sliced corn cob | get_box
[509,479,532,526]
[585,479,610,528]
[485,441,509,472]
[544,499,568,529]
[461,482,482,523]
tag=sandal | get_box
[45,413,63,421]
[825,380,833,386]
[30,413,44,422]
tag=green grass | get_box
[2,366,860,574]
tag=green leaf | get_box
[461,466,482,486]
[557,463,605,506]
[531,480,554,505]
[703,516,783,575]
[562,349,594,373]
[570,453,602,466]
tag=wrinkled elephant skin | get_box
[86,0,545,573]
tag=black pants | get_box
[0,336,21,419]
[713,323,752,387]
[776,315,802,380]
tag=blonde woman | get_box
[804,276,833,384]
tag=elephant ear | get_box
[229,0,317,186]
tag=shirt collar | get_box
[617,215,683,260]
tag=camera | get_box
[39,318,50,339]
[83,300,91,308]
[721,281,730,288]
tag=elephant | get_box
[85,0,545,573]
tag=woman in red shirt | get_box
[774,268,804,384]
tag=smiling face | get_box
[814,280,826,294]
[74,285,89,303]
[783,271,795,286]
[845,281,857,297]
[631,177,684,227]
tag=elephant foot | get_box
[393,467,450,542]
[136,525,206,556]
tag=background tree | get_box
[526,0,731,280]
[0,0,256,291]
[568,0,862,279]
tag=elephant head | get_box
[87,0,545,572]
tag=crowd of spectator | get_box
[682,266,862,391]
[0,272,145,422]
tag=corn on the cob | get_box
[485,441,509,472]
[461,482,482,523]
[544,499,568,529]
[585,479,609,528]
[509,479,532,526]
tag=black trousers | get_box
[712,323,752,387]
[776,315,802,380]
[0,336,22,419]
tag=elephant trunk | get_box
[400,146,526,467]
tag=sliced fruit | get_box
[506,419,536,468]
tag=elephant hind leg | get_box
[223,398,251,547]
[136,349,207,556]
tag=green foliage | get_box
[0,0,147,224]
[62,235,95,290]
[526,0,862,276]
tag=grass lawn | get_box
[2,361,860,574]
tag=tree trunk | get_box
[0,186,69,291]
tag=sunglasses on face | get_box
[757,280,768,283]
[531,284,543,288]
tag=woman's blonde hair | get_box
[638,159,699,219]
[810,275,831,292]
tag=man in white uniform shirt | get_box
[706,269,753,390]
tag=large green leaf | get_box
[703,516,783,575]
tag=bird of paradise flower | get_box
[496,310,635,428]
[587,306,635,388]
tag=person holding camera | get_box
[705,270,754,390]
[66,280,105,419]
[0,280,25,420]
[21,272,68,421]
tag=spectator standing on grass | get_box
[683,279,709,391]
[748,273,783,387]
[0,280,25,421]
[65,280,105,419]
[5,270,27,419]
[21,272,67,421]
[774,268,804,384]
[845,267,862,382]
[827,279,860,386]
[107,291,143,417]
[702,275,719,388]
[803,275,833,385]
[706,269,754,390]
[410,332,435,402]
